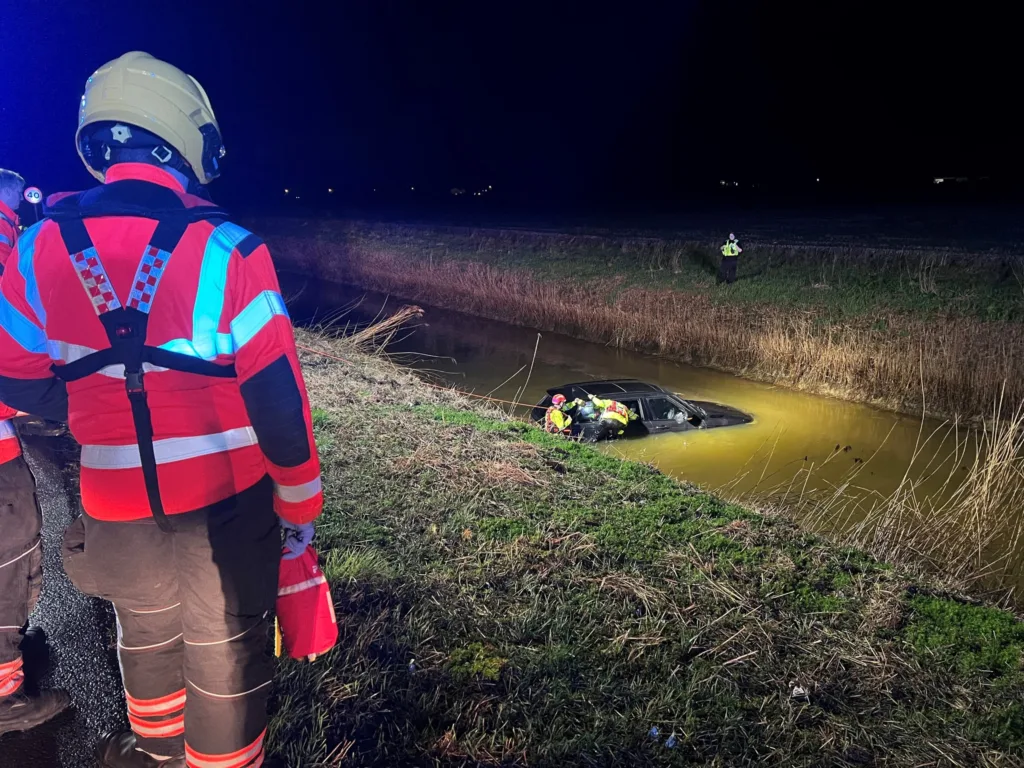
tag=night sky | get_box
[1,2,1015,210]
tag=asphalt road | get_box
[0,435,125,768]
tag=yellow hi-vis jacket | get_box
[721,241,740,257]
[590,397,633,427]
[545,406,572,433]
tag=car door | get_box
[643,396,695,433]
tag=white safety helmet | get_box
[76,52,226,185]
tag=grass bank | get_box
[267,328,1024,766]
[265,220,1024,421]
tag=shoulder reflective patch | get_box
[0,293,47,354]
[236,233,264,259]
[127,246,173,313]
[69,247,122,315]
[190,221,252,360]
[17,220,47,327]
[230,291,288,350]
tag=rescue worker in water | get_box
[0,52,323,767]
[544,394,587,435]
[718,232,742,284]
[0,167,71,735]
[589,395,637,441]
[544,394,573,434]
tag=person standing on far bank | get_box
[718,233,742,284]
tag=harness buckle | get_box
[125,370,145,395]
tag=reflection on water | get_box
[283,273,975,524]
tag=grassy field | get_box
[266,329,1024,766]
[264,220,1024,421]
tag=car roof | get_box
[548,380,670,399]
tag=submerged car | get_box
[532,379,753,441]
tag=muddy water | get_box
[282,273,977,523]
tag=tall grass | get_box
[270,233,1024,420]
[267,330,1024,765]
[746,393,1024,599]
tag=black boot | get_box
[95,731,185,767]
[19,626,51,692]
[0,688,71,736]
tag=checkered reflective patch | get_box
[127,246,172,313]
[70,248,122,315]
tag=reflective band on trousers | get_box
[185,728,265,768]
[274,477,322,503]
[0,420,16,440]
[80,427,258,470]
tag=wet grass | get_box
[266,221,1024,421]
[266,331,1024,766]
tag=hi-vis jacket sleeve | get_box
[227,238,323,524]
[0,228,69,422]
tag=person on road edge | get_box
[0,52,324,768]
[0,169,26,276]
[2,171,68,440]
[0,168,71,737]
[718,232,742,284]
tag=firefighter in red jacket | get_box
[0,168,25,273]
[0,52,323,767]
[1,166,72,735]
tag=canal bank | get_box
[281,274,1024,593]
[265,220,1024,422]
[4,326,1024,766]
[267,329,1024,766]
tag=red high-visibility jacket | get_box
[0,403,19,466]
[0,164,322,523]
[0,200,18,274]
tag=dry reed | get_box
[271,235,1024,421]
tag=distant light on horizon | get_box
[816,178,820,182]
[488,185,492,189]
[410,186,415,191]
[284,188,289,194]
[328,188,334,193]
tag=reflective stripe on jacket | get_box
[0,164,322,523]
[721,242,740,257]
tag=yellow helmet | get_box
[76,52,226,185]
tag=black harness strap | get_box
[53,216,234,533]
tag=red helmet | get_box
[552,394,567,406]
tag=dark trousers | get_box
[0,456,43,679]
[717,256,738,284]
[62,476,280,763]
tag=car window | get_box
[645,397,687,422]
